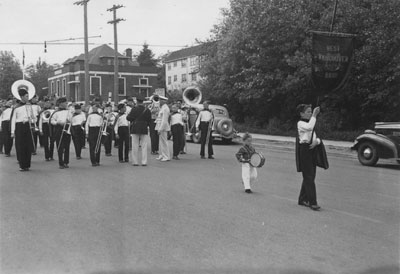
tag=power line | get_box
[0,42,188,48]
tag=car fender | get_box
[352,133,398,158]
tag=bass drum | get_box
[216,118,234,137]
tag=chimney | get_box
[125,48,132,59]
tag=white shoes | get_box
[160,158,170,162]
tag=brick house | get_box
[48,44,159,102]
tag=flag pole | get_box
[22,48,25,80]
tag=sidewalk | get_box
[246,133,353,149]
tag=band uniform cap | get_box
[18,88,28,97]
[158,95,168,101]
[74,104,81,110]
[118,103,125,110]
[56,97,67,105]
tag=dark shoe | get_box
[5,154,10,157]
[76,156,82,160]
[151,151,157,155]
[45,158,50,161]
[201,156,206,159]
[64,164,69,168]
[180,151,186,154]
[310,204,321,211]
[59,165,65,169]
[119,160,124,163]
[124,159,129,162]
[106,153,112,156]
[92,163,97,167]
[245,189,252,193]
[208,156,215,159]
[173,156,180,160]
[142,164,147,166]
[19,168,25,172]
[133,164,139,166]
[24,168,30,171]
[298,201,310,207]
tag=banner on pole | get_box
[311,31,355,92]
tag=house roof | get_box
[164,44,209,63]
[63,44,139,66]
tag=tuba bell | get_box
[183,87,202,106]
[11,79,36,100]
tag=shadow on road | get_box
[357,265,400,274]
[375,163,400,170]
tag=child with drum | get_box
[235,132,259,193]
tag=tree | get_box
[199,0,400,133]
[25,58,54,99]
[0,51,23,99]
[137,43,158,67]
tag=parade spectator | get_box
[170,104,184,160]
[155,96,170,161]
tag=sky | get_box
[0,0,229,66]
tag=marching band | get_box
[0,79,220,172]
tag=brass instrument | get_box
[57,110,72,152]
[95,110,113,155]
[11,79,37,148]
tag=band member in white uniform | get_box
[51,97,72,169]
[71,104,86,160]
[195,101,214,159]
[38,100,55,161]
[85,104,103,166]
[0,100,14,157]
[11,89,36,171]
[114,103,130,163]
[148,95,160,154]
[30,95,41,154]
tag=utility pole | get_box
[74,0,90,105]
[107,4,125,105]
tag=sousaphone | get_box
[11,79,36,100]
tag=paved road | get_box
[0,140,399,274]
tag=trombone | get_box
[57,111,72,152]
[94,110,113,155]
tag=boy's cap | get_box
[242,132,252,141]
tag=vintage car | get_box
[351,122,400,166]
[182,87,237,144]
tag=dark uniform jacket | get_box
[127,105,151,135]
[236,144,256,163]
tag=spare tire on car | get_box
[216,118,233,137]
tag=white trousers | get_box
[131,134,148,165]
[242,163,257,190]
[158,131,170,160]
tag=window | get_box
[56,80,60,97]
[107,59,113,66]
[118,77,126,95]
[167,64,171,70]
[173,61,177,67]
[120,59,126,66]
[181,59,187,67]
[51,81,54,95]
[168,76,171,84]
[191,73,197,81]
[174,75,177,82]
[181,74,187,82]
[190,57,198,66]
[62,78,67,96]
[140,78,148,86]
[90,76,101,96]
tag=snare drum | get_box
[249,152,265,168]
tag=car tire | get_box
[357,141,379,166]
